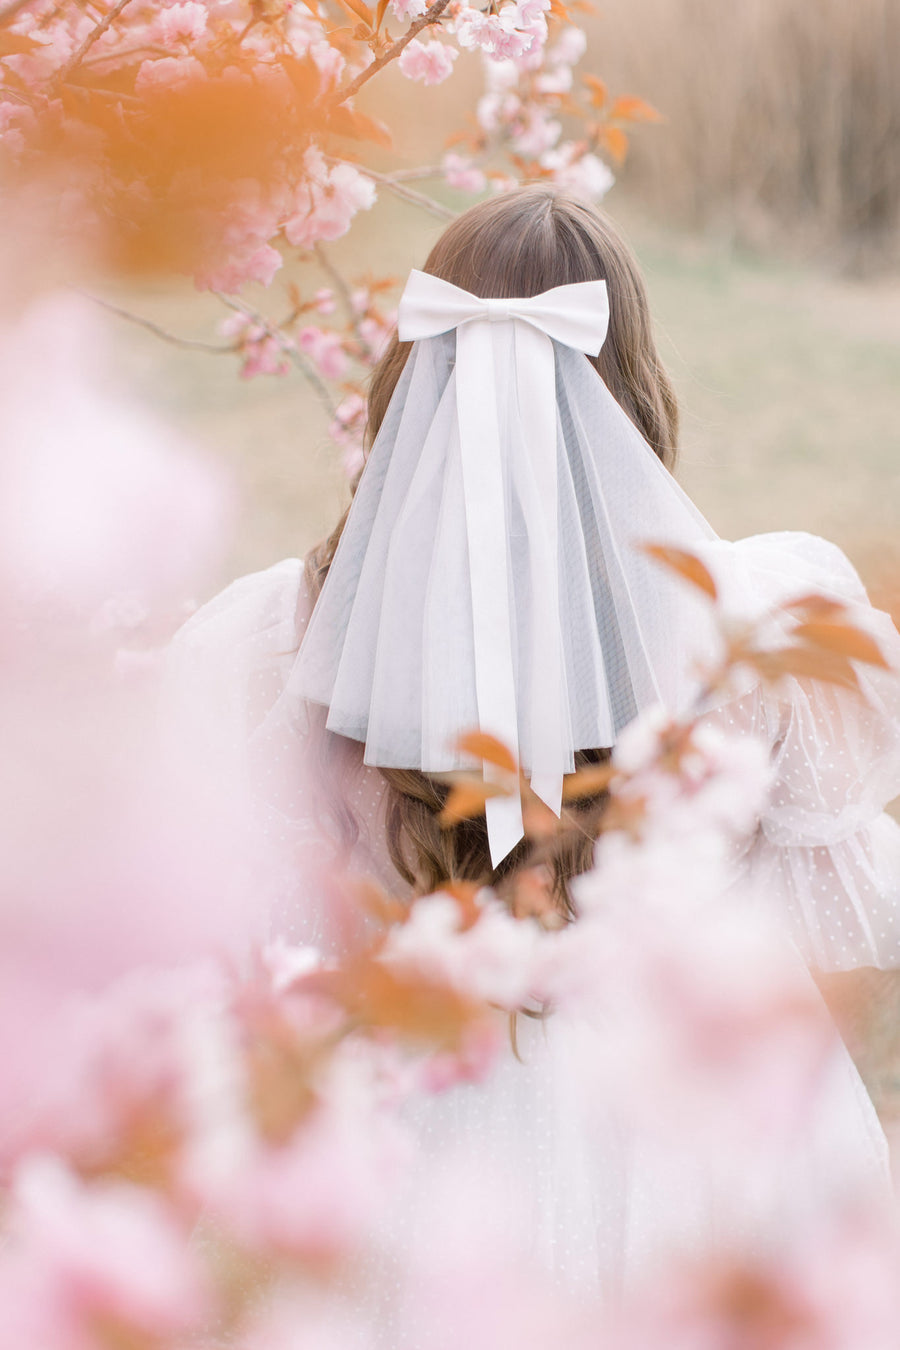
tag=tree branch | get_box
[214,292,339,418]
[54,0,137,85]
[327,0,454,109]
[82,292,238,353]
[314,242,359,331]
[346,162,456,220]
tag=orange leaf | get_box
[330,105,392,147]
[597,123,628,164]
[440,780,508,827]
[794,621,889,669]
[320,959,481,1046]
[522,795,560,840]
[610,95,663,123]
[750,647,860,692]
[0,31,40,55]
[375,0,390,26]
[347,877,409,928]
[600,792,649,841]
[336,0,373,23]
[582,74,607,109]
[549,0,571,19]
[443,881,484,932]
[456,730,519,775]
[782,593,849,622]
[641,544,718,600]
[562,764,617,801]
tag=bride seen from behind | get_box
[165,184,900,1299]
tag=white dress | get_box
[164,529,900,1308]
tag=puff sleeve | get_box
[702,533,900,973]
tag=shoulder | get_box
[172,557,311,654]
[163,558,314,738]
[696,531,870,619]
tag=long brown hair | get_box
[305,186,679,915]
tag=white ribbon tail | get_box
[455,319,524,865]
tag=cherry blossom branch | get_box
[335,161,456,221]
[313,242,359,332]
[387,165,443,182]
[82,292,238,354]
[80,41,170,69]
[214,292,339,417]
[0,84,36,105]
[53,0,137,85]
[327,0,454,108]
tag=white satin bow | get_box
[397,269,610,865]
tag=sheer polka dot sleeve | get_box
[706,533,900,973]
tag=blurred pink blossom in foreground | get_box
[0,287,897,1350]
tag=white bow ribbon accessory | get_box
[397,270,610,864]
[293,266,720,872]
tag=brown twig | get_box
[328,158,456,221]
[327,0,454,109]
[54,0,137,85]
[82,292,238,354]
[0,83,36,106]
[387,165,442,182]
[80,41,170,69]
[313,242,360,331]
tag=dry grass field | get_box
[101,193,900,609]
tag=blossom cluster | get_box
[1,290,899,1350]
[0,0,660,467]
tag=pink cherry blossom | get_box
[238,1291,378,1350]
[314,287,336,315]
[198,1087,407,1262]
[284,148,377,249]
[311,39,346,93]
[196,239,283,293]
[390,0,428,20]
[328,393,368,478]
[0,292,229,612]
[4,1156,211,1338]
[297,325,348,380]
[510,106,561,157]
[0,100,36,158]
[397,38,458,86]
[443,152,487,193]
[455,5,536,61]
[358,317,390,360]
[150,1,209,49]
[220,312,292,378]
[380,892,542,1009]
[134,53,207,95]
[541,144,615,200]
[547,24,587,68]
[194,179,284,293]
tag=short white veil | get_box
[293,273,721,862]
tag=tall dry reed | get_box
[594,0,900,268]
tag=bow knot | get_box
[485,298,511,323]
